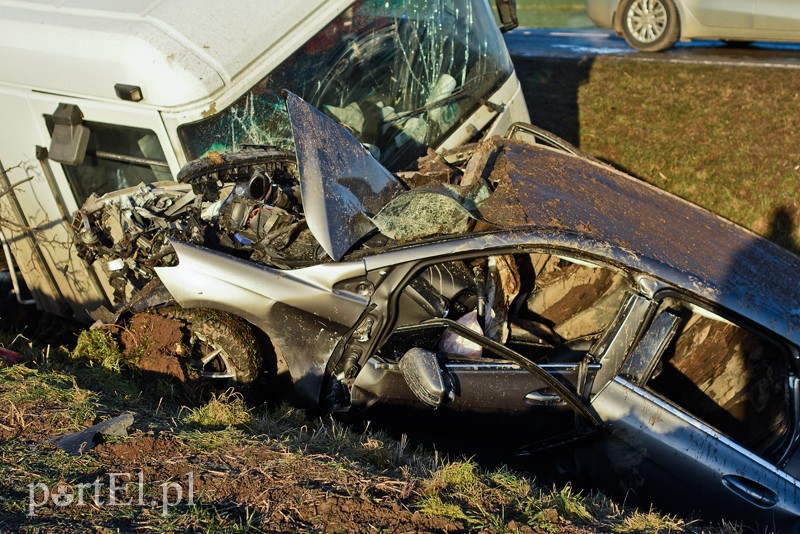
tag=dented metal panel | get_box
[285,91,405,261]
[155,240,372,405]
[475,140,800,345]
[592,378,800,528]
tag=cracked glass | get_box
[178,0,513,170]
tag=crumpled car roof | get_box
[74,91,800,348]
[479,139,800,346]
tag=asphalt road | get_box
[505,28,800,69]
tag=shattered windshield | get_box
[178,0,513,170]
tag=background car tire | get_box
[619,0,680,52]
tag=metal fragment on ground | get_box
[48,413,135,456]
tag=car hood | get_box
[285,91,406,261]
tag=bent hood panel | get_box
[285,91,405,261]
[155,239,369,326]
[154,240,371,406]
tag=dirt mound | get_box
[91,432,463,532]
[120,313,186,381]
[94,434,184,465]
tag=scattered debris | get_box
[48,413,134,455]
[72,120,514,314]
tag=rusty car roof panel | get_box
[478,139,800,343]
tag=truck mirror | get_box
[495,0,518,32]
[49,103,90,166]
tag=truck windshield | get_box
[178,0,513,170]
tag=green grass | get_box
[182,389,252,429]
[515,0,593,28]
[0,366,98,433]
[580,61,800,252]
[71,329,128,372]
[2,359,716,533]
[416,458,692,532]
[515,57,800,253]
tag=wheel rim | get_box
[626,0,668,43]
[187,331,237,381]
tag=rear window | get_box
[647,299,791,457]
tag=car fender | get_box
[155,239,372,406]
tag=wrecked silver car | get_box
[74,92,800,528]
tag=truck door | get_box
[0,89,180,321]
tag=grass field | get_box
[514,57,800,253]
[514,0,593,28]
[0,335,694,532]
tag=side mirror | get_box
[399,348,454,409]
[49,103,90,166]
[495,0,519,32]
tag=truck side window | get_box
[647,299,791,458]
[45,117,171,205]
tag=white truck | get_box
[0,0,529,322]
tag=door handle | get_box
[525,389,566,406]
[722,474,778,509]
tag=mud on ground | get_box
[0,359,609,533]
[120,312,187,382]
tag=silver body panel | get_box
[155,240,371,404]
[592,378,800,528]
[588,0,800,43]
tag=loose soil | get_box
[90,432,463,533]
[121,313,186,382]
[0,361,605,533]
[3,416,580,533]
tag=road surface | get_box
[505,28,800,69]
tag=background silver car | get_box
[587,0,800,52]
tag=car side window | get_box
[646,298,791,458]
[389,251,630,364]
[46,117,171,205]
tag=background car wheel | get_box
[619,0,680,52]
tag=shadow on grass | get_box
[767,205,800,256]
[513,56,594,147]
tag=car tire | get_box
[155,307,262,391]
[619,0,680,52]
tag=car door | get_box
[681,0,754,29]
[588,295,800,528]
[754,0,800,32]
[350,247,638,442]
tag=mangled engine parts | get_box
[73,148,312,304]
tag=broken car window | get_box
[178,0,514,170]
[387,252,630,365]
[646,299,791,459]
[46,117,171,205]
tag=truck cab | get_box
[0,0,529,321]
